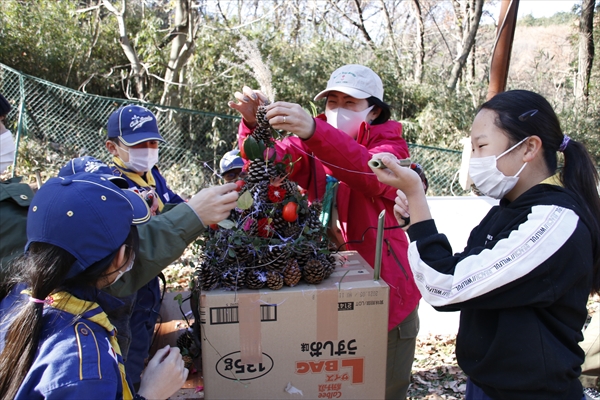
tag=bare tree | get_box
[101,0,146,99]
[446,0,484,91]
[160,0,201,108]
[326,0,377,50]
[411,0,425,83]
[575,0,595,101]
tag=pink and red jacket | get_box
[239,115,421,330]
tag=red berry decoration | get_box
[267,185,287,203]
[209,223,219,230]
[282,202,298,222]
[235,180,246,192]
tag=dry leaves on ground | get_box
[409,333,466,399]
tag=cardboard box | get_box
[200,251,389,399]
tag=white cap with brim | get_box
[314,64,384,102]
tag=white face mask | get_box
[118,146,159,173]
[468,137,529,200]
[0,130,15,175]
[325,106,374,139]
[112,254,135,285]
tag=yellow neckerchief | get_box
[22,290,133,400]
[540,173,564,187]
[111,156,165,212]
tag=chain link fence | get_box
[0,62,469,196]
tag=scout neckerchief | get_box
[24,290,134,400]
[111,156,165,212]
[541,173,563,187]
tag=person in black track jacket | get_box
[370,89,600,400]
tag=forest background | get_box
[1,0,599,197]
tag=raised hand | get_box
[187,183,239,225]
[266,101,316,139]
[137,346,189,400]
[228,86,269,128]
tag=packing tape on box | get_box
[317,284,338,342]
[239,293,263,364]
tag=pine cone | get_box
[177,330,193,350]
[303,258,326,284]
[266,270,284,290]
[282,221,302,239]
[247,159,269,184]
[221,268,246,290]
[200,262,220,290]
[246,268,267,290]
[182,354,194,370]
[252,126,272,143]
[283,259,302,287]
[281,179,299,196]
[257,104,270,127]
[262,246,287,272]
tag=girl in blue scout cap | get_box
[0,173,188,399]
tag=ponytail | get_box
[560,140,600,294]
[0,244,74,399]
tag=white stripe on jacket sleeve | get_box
[408,205,579,307]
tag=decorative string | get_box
[288,141,377,175]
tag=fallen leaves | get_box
[408,333,467,400]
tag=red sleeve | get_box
[304,118,408,199]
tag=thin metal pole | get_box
[12,74,25,178]
[373,210,385,280]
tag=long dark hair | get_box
[0,227,138,399]
[480,90,600,294]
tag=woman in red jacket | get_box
[230,64,421,399]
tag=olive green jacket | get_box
[0,178,205,296]
[0,178,34,277]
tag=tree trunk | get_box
[446,0,484,91]
[160,0,198,108]
[379,0,402,78]
[102,0,146,100]
[575,0,595,101]
[412,0,425,83]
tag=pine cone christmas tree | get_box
[194,101,337,291]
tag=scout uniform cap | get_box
[314,64,384,102]
[58,156,127,188]
[219,150,244,174]
[107,105,165,146]
[26,173,150,279]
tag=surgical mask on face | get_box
[325,106,374,139]
[118,146,159,173]
[468,137,529,200]
[0,130,15,175]
[112,254,135,285]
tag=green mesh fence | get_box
[0,62,468,196]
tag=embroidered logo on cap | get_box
[130,115,154,131]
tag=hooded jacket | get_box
[407,182,593,399]
[239,116,421,330]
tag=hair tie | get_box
[28,296,51,305]
[558,135,570,152]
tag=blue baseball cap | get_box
[219,150,244,174]
[107,105,165,146]
[59,156,128,188]
[26,173,151,279]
